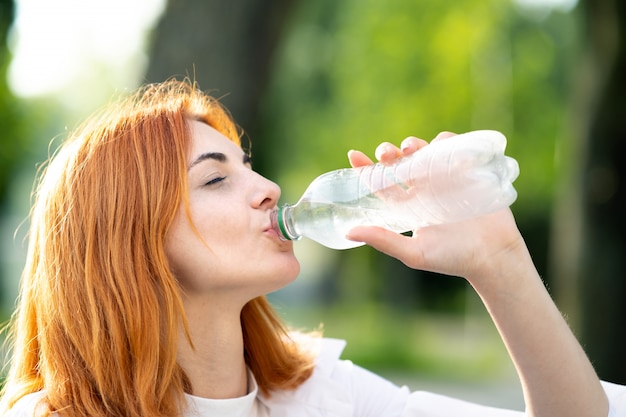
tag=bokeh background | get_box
[1,0,625,410]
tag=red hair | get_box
[0,79,316,417]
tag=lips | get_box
[264,225,278,236]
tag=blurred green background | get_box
[1,0,625,408]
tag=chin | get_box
[272,259,301,291]
[284,259,301,281]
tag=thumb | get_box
[346,226,425,269]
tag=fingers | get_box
[346,226,424,269]
[349,132,456,167]
[347,149,373,168]
[374,136,430,164]
[374,142,402,164]
[432,131,457,142]
[400,136,429,155]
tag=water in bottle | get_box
[270,130,520,250]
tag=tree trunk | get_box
[552,0,626,384]
[144,0,296,144]
[580,0,626,384]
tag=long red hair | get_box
[0,79,316,417]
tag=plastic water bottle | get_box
[270,130,520,250]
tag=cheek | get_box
[188,195,240,234]
[164,208,213,276]
[164,230,217,293]
[164,207,242,286]
[164,219,197,281]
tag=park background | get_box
[1,0,625,410]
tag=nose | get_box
[250,171,281,209]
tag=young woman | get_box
[0,79,622,417]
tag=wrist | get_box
[465,234,539,296]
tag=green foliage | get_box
[0,0,25,207]
[277,301,514,380]
[263,1,576,213]
[261,0,579,323]
[0,0,64,317]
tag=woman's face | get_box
[165,120,299,304]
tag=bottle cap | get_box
[276,206,292,240]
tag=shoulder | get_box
[259,337,409,417]
[603,381,626,417]
[4,391,48,417]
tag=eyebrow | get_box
[188,152,252,171]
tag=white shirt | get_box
[6,338,626,416]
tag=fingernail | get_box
[374,144,391,161]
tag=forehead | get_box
[187,120,242,158]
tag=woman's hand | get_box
[345,132,526,284]
[347,133,609,417]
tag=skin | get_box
[347,132,609,417]
[167,123,608,416]
[165,120,299,399]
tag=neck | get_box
[178,299,248,399]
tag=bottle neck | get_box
[271,205,300,241]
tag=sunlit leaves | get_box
[264,0,576,217]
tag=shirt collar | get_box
[184,369,262,417]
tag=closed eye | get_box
[204,176,226,186]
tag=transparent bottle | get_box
[270,130,520,250]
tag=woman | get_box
[0,79,621,416]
